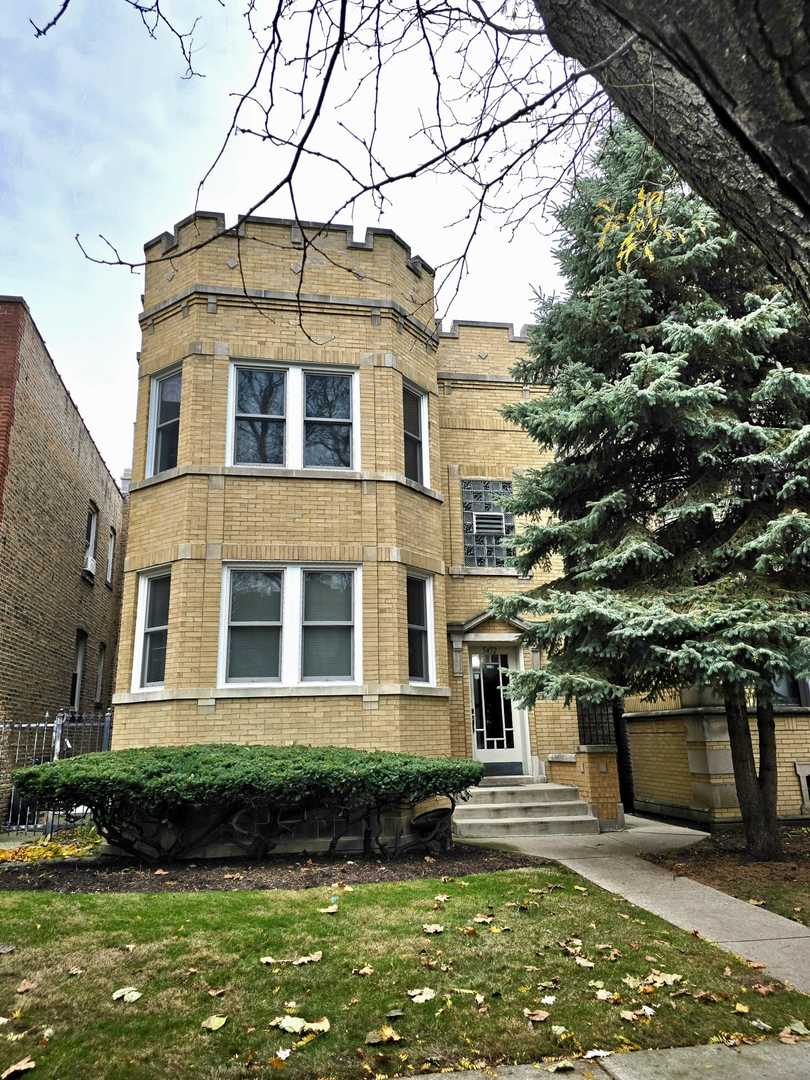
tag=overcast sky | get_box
[1,2,564,481]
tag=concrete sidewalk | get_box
[420,1041,810,1079]
[467,815,810,994]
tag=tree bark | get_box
[755,688,781,851]
[723,684,781,860]
[536,0,810,310]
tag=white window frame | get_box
[132,566,171,692]
[84,505,98,572]
[146,366,182,478]
[220,566,285,685]
[402,380,430,488]
[405,570,436,686]
[105,527,116,587]
[217,563,362,688]
[226,362,360,471]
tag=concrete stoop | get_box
[454,780,600,838]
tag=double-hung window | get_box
[219,565,359,686]
[233,368,286,465]
[149,369,181,476]
[302,570,354,679]
[403,384,428,485]
[229,364,356,470]
[105,527,116,587]
[226,569,283,680]
[304,372,353,468]
[137,571,171,688]
[406,574,433,683]
[83,505,98,575]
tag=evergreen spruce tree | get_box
[492,123,810,860]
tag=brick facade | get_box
[0,298,127,810]
[112,213,580,771]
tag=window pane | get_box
[156,420,179,472]
[404,433,422,483]
[146,576,170,629]
[230,571,281,623]
[144,628,167,685]
[304,421,351,467]
[305,372,351,419]
[237,368,285,417]
[235,418,285,464]
[304,571,352,622]
[228,626,280,680]
[302,626,352,678]
[403,387,421,437]
[408,627,428,681]
[157,373,181,424]
[407,576,426,627]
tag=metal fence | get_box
[1,708,112,837]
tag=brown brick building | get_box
[112,213,584,781]
[0,298,126,737]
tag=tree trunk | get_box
[755,689,781,853]
[723,684,780,860]
[535,0,810,310]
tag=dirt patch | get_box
[647,824,810,925]
[0,843,544,894]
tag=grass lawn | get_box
[649,825,810,927]
[1,865,808,1079]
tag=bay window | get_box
[219,564,360,686]
[148,368,181,476]
[406,573,434,684]
[229,364,357,470]
[134,570,171,689]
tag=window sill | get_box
[448,566,522,577]
[113,682,451,704]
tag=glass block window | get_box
[462,479,514,567]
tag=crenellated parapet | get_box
[437,319,532,379]
[142,212,437,333]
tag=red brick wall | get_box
[0,300,24,525]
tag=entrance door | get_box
[470,648,526,774]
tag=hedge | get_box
[12,744,483,860]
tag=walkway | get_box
[421,1041,810,1079]
[468,815,810,994]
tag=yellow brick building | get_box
[111,212,581,777]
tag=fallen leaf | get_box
[407,987,436,1004]
[523,1009,550,1023]
[752,983,777,996]
[734,1003,750,1014]
[1,1058,36,1079]
[778,1029,801,1045]
[541,995,556,1005]
[153,869,169,876]
[546,1060,575,1072]
[272,1048,292,1063]
[472,914,494,924]
[293,951,322,966]
[748,898,766,907]
[112,987,142,1003]
[318,905,339,915]
[620,1010,637,1022]
[422,924,444,935]
[68,968,84,977]
[304,1017,330,1034]
[124,944,136,953]
[574,956,595,968]
[750,1019,772,1031]
[788,1019,810,1035]
[385,1009,405,1020]
[434,895,450,903]
[353,965,374,977]
[365,1025,402,1045]
[573,886,588,893]
[584,1049,612,1059]
[201,1015,227,1031]
[15,981,37,995]
[551,1024,567,1036]
[0,946,15,956]
[595,989,613,1002]
[723,967,733,978]
[270,1016,329,1035]
[208,989,227,998]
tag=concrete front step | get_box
[454,814,600,837]
[455,799,591,820]
[467,783,579,805]
[479,775,542,787]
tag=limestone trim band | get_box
[113,682,452,705]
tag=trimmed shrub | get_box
[13,744,483,860]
